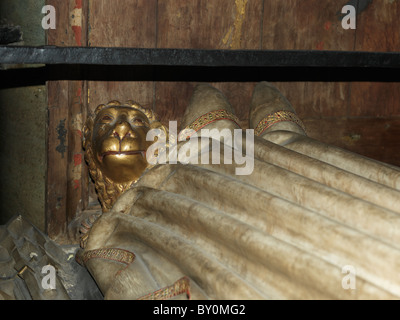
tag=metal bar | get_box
[1,46,400,68]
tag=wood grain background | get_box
[46,0,400,239]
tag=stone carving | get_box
[76,82,400,299]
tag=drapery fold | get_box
[84,137,400,299]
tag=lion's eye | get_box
[101,115,113,122]
[132,118,145,126]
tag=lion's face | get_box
[83,101,164,212]
[92,106,153,184]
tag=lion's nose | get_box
[112,122,136,140]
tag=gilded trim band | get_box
[179,109,241,140]
[138,276,191,300]
[80,247,136,266]
[254,110,307,136]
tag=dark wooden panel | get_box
[87,0,157,48]
[354,0,400,52]
[46,0,89,240]
[263,0,356,119]
[46,81,69,238]
[270,82,351,120]
[349,82,400,118]
[304,117,400,168]
[262,0,355,51]
[87,0,157,112]
[155,0,263,127]
[47,0,70,46]
[88,81,155,113]
[66,1,89,231]
[66,78,87,227]
[154,81,196,129]
[350,1,400,117]
[46,0,70,239]
[157,0,262,50]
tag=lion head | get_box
[82,100,165,212]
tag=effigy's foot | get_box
[180,84,241,136]
[249,82,307,145]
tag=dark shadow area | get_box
[1,64,399,89]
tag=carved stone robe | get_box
[80,82,400,300]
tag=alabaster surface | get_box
[76,82,400,300]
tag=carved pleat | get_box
[85,137,400,299]
[272,131,400,191]
[109,184,400,299]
